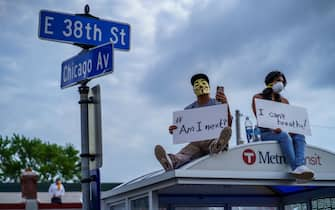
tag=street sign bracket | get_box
[78,83,93,104]
[80,153,98,161]
[81,174,98,183]
[74,5,100,49]
[81,177,93,183]
[78,98,94,105]
[75,4,100,20]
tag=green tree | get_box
[0,134,81,183]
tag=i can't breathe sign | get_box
[172,104,228,144]
[255,99,312,136]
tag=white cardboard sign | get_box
[172,104,228,144]
[255,99,311,136]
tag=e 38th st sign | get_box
[38,10,130,50]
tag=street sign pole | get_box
[38,4,130,209]
[88,85,102,210]
[75,6,97,210]
[78,82,90,210]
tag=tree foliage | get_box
[0,134,81,183]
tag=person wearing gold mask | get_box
[155,73,233,171]
[48,178,65,204]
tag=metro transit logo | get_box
[242,149,256,165]
[242,148,322,166]
[242,148,286,165]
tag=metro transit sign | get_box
[38,10,130,50]
[61,43,113,89]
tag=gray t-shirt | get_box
[184,98,220,110]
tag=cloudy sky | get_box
[1,0,335,182]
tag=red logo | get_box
[243,149,256,165]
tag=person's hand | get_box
[169,125,177,134]
[216,91,228,104]
[273,128,282,133]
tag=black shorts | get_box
[51,197,62,204]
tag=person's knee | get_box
[277,131,291,143]
[292,134,306,143]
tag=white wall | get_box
[0,192,82,203]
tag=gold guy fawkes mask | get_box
[193,78,210,96]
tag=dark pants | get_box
[51,197,62,204]
[171,139,214,168]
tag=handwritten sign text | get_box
[173,104,228,144]
[255,99,311,136]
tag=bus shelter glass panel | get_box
[284,203,307,210]
[111,203,125,210]
[130,196,149,210]
[312,197,335,210]
[176,208,224,210]
[232,207,277,210]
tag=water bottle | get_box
[245,117,253,143]
[253,126,261,142]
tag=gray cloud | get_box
[142,0,335,106]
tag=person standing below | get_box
[155,73,233,171]
[48,178,65,204]
[252,70,314,181]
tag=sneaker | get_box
[154,145,173,171]
[296,178,313,184]
[223,144,229,151]
[209,127,232,154]
[218,127,232,146]
[290,165,314,180]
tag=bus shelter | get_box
[102,142,335,210]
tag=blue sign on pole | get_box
[39,10,130,50]
[89,169,101,210]
[61,43,113,89]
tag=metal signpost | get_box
[88,85,102,210]
[89,169,101,210]
[88,85,103,170]
[38,5,130,210]
[78,83,91,210]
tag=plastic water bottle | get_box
[253,126,261,142]
[245,117,253,143]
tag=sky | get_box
[0,0,335,183]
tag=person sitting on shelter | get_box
[155,73,233,171]
[48,178,65,204]
[252,70,314,181]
